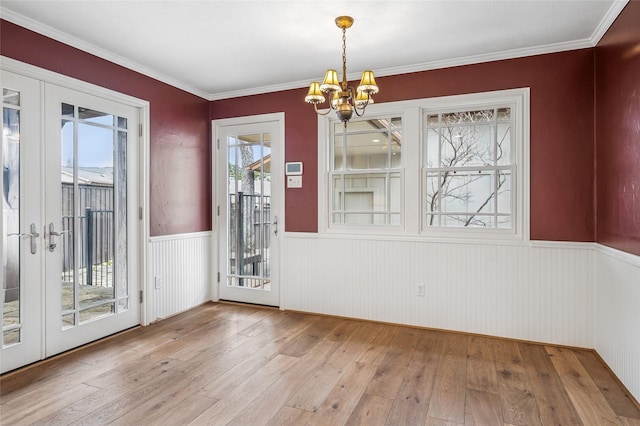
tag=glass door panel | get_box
[3,89,21,345]
[60,106,121,326]
[227,132,271,290]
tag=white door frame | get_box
[212,113,285,307]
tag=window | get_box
[330,117,403,226]
[318,88,529,240]
[423,107,513,229]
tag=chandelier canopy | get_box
[304,16,379,123]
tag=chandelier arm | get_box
[314,103,332,116]
[358,96,369,108]
[353,106,367,117]
[353,95,371,116]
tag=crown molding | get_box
[207,78,314,101]
[0,7,210,100]
[590,0,629,45]
[210,38,594,101]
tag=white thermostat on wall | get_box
[285,162,303,175]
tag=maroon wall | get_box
[209,90,318,233]
[595,1,640,256]
[212,50,597,241]
[1,20,211,237]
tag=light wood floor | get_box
[1,303,639,425]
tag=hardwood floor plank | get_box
[575,349,640,419]
[145,393,217,425]
[132,315,234,360]
[32,357,183,425]
[464,388,503,425]
[85,355,183,390]
[265,406,313,426]
[546,346,621,425]
[355,323,398,366]
[199,314,318,400]
[68,371,184,425]
[425,416,464,425]
[518,342,582,425]
[0,359,99,406]
[619,416,640,426]
[326,319,364,342]
[466,336,499,394]
[279,315,341,357]
[427,333,468,424]
[235,308,288,337]
[345,393,394,426]
[365,326,421,398]
[386,329,443,426]
[2,383,99,425]
[285,321,371,412]
[168,309,285,362]
[493,339,542,425]
[107,371,218,426]
[189,354,300,425]
[173,312,313,395]
[228,338,344,426]
[306,361,379,426]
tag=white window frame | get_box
[318,88,529,242]
[318,104,411,235]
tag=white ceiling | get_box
[0,1,627,101]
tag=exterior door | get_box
[44,84,140,356]
[214,114,283,307]
[1,70,140,373]
[1,71,44,372]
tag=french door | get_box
[1,70,140,373]
[214,114,283,307]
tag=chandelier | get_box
[304,16,379,123]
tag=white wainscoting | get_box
[281,234,595,348]
[594,245,640,402]
[148,231,213,322]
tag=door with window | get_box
[214,115,283,307]
[1,70,140,373]
[1,71,43,372]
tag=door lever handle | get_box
[7,223,39,254]
[29,223,39,254]
[48,222,68,252]
[272,215,278,236]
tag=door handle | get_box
[7,223,40,254]
[48,222,68,252]
[272,215,278,236]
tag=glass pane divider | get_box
[2,324,22,332]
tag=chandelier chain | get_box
[341,26,347,90]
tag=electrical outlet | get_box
[155,276,163,289]
[416,283,425,297]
